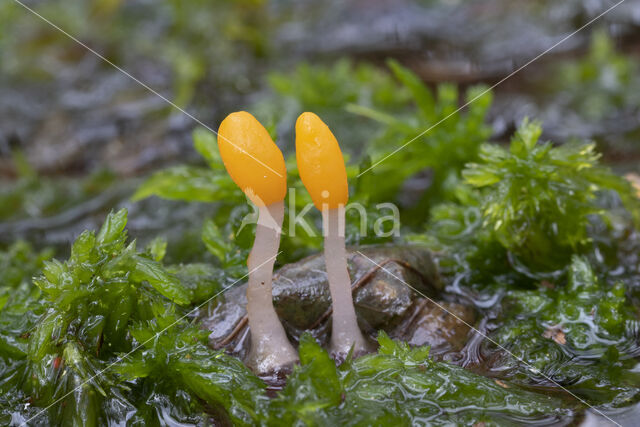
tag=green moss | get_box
[0,210,592,425]
[492,257,640,407]
[259,333,575,426]
[0,210,240,425]
[463,119,640,271]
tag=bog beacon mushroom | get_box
[295,112,372,357]
[217,111,298,374]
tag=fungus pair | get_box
[217,111,368,373]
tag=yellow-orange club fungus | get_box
[218,111,287,206]
[295,112,349,210]
[217,111,298,374]
[296,112,371,357]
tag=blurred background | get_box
[1,0,640,258]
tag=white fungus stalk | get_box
[245,201,298,373]
[323,206,369,355]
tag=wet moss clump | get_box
[492,256,640,408]
[0,211,581,425]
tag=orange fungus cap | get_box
[217,111,287,206]
[295,112,348,210]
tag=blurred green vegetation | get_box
[0,152,116,222]
[0,0,273,108]
[252,59,412,153]
[550,29,640,121]
[134,59,492,269]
